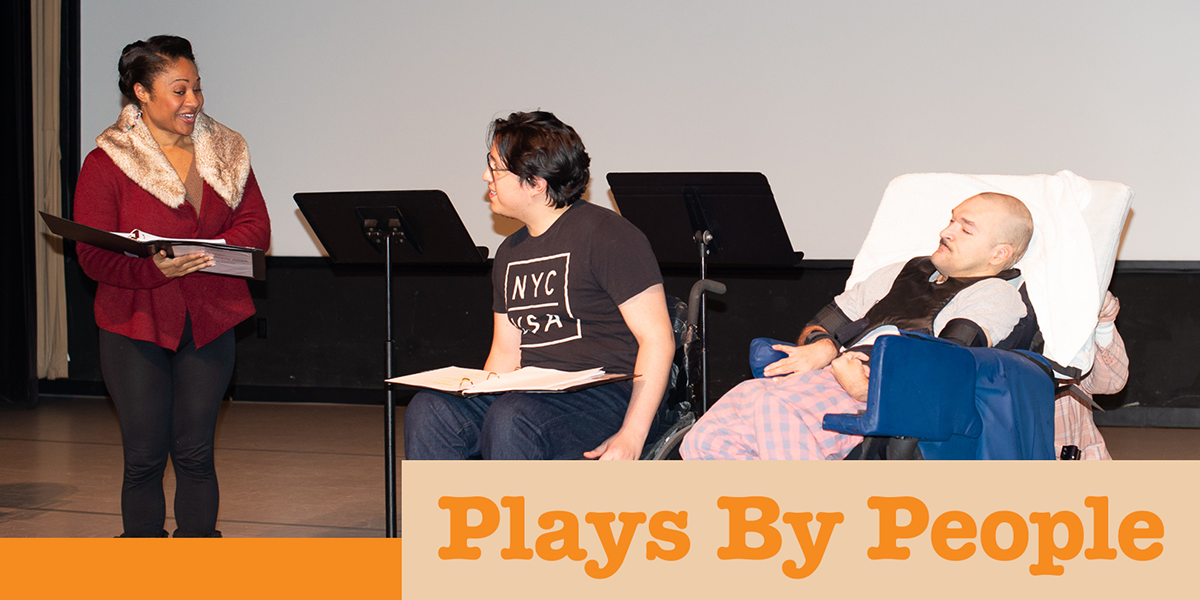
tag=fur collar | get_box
[96,103,251,210]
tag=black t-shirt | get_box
[491,201,663,373]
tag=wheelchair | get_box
[683,171,1133,461]
[829,171,1131,460]
[641,279,725,460]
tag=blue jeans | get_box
[403,380,657,459]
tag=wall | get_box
[79,1,1200,261]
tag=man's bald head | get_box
[974,192,1034,269]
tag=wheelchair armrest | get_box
[822,334,980,440]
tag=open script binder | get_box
[40,211,266,280]
[387,366,634,397]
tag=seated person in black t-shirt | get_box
[403,111,674,460]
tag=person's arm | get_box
[936,319,990,347]
[217,169,272,251]
[483,312,522,374]
[761,326,839,377]
[764,261,907,377]
[934,278,1027,347]
[584,284,674,460]
[1080,292,1128,396]
[830,350,871,402]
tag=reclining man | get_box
[404,111,674,460]
[682,192,1036,460]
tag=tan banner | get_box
[403,461,1189,597]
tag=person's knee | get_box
[170,442,216,479]
[480,396,547,459]
[404,393,443,431]
[405,392,468,442]
[123,446,169,484]
[680,414,714,460]
[680,394,747,460]
[405,392,482,459]
[679,427,700,460]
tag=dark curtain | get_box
[60,0,78,218]
[1,0,37,404]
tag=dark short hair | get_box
[488,111,590,209]
[118,35,196,106]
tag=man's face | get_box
[483,144,536,221]
[930,195,1009,278]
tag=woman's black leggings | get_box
[99,320,234,537]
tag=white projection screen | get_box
[80,1,1200,260]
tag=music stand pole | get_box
[695,230,713,411]
[384,235,397,538]
[360,209,406,539]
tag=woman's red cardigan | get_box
[74,148,271,350]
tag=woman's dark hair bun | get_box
[117,35,196,105]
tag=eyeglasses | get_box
[486,154,511,179]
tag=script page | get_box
[386,366,493,393]
[172,244,257,278]
[465,367,606,394]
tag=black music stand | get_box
[607,172,800,410]
[295,190,486,538]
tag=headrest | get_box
[848,170,1132,375]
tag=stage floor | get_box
[0,396,393,537]
[2,396,1197,537]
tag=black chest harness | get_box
[815,257,1041,352]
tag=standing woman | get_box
[74,35,270,537]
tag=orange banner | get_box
[3,538,401,599]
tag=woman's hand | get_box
[152,250,213,278]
